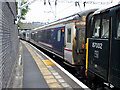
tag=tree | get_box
[17,0,30,29]
[21,0,30,20]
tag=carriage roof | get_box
[93,2,120,15]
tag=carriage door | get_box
[109,10,120,88]
[64,23,74,64]
[52,28,64,57]
[88,13,110,80]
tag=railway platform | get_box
[13,40,89,89]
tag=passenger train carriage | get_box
[28,9,96,67]
[86,3,120,88]
[20,31,31,41]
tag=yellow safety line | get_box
[21,41,61,88]
[42,60,56,66]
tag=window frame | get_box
[57,30,61,42]
[101,13,110,39]
[67,28,71,43]
[92,15,101,38]
[117,10,120,38]
[92,12,110,39]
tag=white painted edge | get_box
[28,43,90,90]
[18,55,22,66]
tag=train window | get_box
[41,31,44,40]
[117,23,120,38]
[38,31,41,40]
[47,31,51,41]
[31,33,34,39]
[117,11,120,38]
[57,30,61,42]
[101,14,109,38]
[67,28,71,43]
[92,16,100,38]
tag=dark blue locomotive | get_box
[86,3,120,89]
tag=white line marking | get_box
[18,55,22,66]
[28,43,90,90]
[61,83,71,88]
[55,75,62,79]
[52,72,59,76]
[58,78,65,83]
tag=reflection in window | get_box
[57,30,61,42]
[93,19,100,37]
[67,28,71,43]
[101,18,109,38]
[118,23,120,38]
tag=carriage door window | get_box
[57,30,61,42]
[101,14,109,38]
[67,28,71,43]
[93,16,100,38]
[117,11,120,38]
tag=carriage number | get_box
[92,42,103,49]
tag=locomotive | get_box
[86,3,120,89]
[20,3,120,89]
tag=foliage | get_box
[17,0,30,29]
[21,0,30,20]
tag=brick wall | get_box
[0,1,19,89]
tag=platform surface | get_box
[21,41,86,89]
[22,43,49,88]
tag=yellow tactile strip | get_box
[42,60,56,66]
[21,41,62,88]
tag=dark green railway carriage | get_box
[86,3,120,88]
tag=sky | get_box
[22,0,120,23]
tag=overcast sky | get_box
[22,0,119,23]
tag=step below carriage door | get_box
[64,23,74,64]
[88,13,110,80]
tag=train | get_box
[86,3,120,89]
[20,3,120,89]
